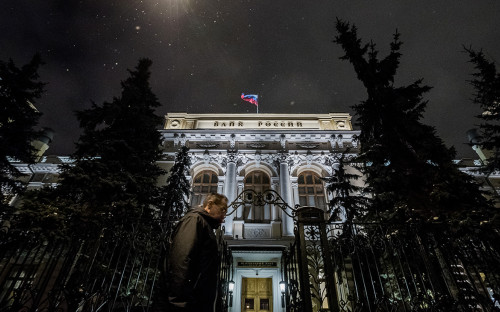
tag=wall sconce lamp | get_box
[279,281,286,308]
[228,280,235,307]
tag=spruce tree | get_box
[53,58,165,233]
[465,48,500,174]
[160,145,191,225]
[334,20,490,222]
[324,153,370,236]
[0,54,44,214]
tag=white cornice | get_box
[165,112,351,119]
[165,112,354,130]
[13,163,62,174]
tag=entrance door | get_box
[241,278,273,312]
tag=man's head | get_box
[203,193,229,224]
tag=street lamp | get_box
[279,281,286,308]
[228,280,235,307]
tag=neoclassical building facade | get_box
[158,112,360,311]
[159,113,359,238]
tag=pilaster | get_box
[277,152,295,236]
[291,177,299,208]
[223,150,238,236]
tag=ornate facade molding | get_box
[196,143,219,149]
[297,143,319,149]
[247,143,267,149]
[162,130,360,151]
[187,149,358,178]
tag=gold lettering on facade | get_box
[213,120,306,128]
[237,261,278,268]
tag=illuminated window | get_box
[191,170,219,207]
[298,171,326,209]
[244,298,254,309]
[243,170,271,222]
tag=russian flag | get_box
[241,93,258,106]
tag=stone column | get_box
[223,152,238,236]
[291,177,299,208]
[236,179,244,219]
[217,180,224,195]
[278,153,295,236]
[271,178,280,220]
[233,179,245,239]
[186,175,192,206]
[270,178,282,238]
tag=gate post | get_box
[296,218,313,312]
[295,207,339,312]
[318,216,339,312]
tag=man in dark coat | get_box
[152,193,228,312]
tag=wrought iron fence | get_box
[283,207,500,312]
[0,220,165,312]
[282,239,304,312]
[328,222,500,312]
[0,217,233,312]
[216,227,233,312]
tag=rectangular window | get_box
[203,173,211,183]
[0,266,35,306]
[191,195,201,207]
[245,298,254,309]
[299,196,307,206]
[317,198,326,209]
[306,175,313,184]
[307,195,315,206]
[260,298,270,310]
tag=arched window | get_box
[191,170,219,207]
[243,170,271,222]
[298,171,326,209]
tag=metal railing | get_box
[283,207,500,312]
[0,216,233,312]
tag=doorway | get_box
[241,277,273,312]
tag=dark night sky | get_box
[1,1,499,157]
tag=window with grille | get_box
[191,170,219,207]
[298,171,326,209]
[243,170,271,222]
[0,265,36,306]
